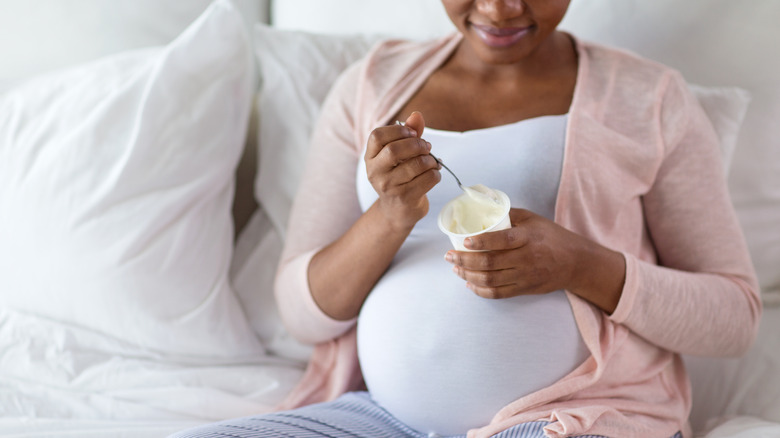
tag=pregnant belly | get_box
[356,242,590,436]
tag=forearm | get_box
[612,255,760,356]
[308,201,413,321]
[569,240,626,315]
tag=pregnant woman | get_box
[171,0,760,437]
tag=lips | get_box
[471,23,532,48]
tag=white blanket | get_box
[0,307,303,437]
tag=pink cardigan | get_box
[274,33,761,438]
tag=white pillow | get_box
[231,206,313,362]
[253,24,382,236]
[231,25,382,362]
[0,0,263,358]
[689,85,751,174]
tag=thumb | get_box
[404,111,425,138]
[509,208,536,225]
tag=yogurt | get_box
[437,184,511,250]
[448,184,505,233]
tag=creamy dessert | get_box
[446,184,506,234]
[437,184,511,251]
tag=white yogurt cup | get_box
[437,188,511,251]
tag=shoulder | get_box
[363,35,453,72]
[575,37,697,128]
[355,34,459,99]
[575,37,687,110]
[323,37,448,99]
[577,38,678,83]
[336,34,459,143]
[574,38,711,158]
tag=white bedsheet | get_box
[699,416,780,438]
[0,307,304,438]
[6,307,777,438]
[685,305,780,437]
[0,419,200,438]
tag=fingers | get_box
[509,207,536,225]
[366,115,439,189]
[444,211,584,299]
[368,138,439,189]
[403,164,442,198]
[366,124,419,160]
[451,265,517,288]
[448,255,548,299]
[445,248,517,271]
[404,111,425,138]
[461,220,532,252]
[377,137,433,169]
[463,283,546,300]
[366,110,425,159]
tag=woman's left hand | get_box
[444,208,626,314]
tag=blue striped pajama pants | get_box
[167,391,683,438]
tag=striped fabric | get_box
[167,392,682,438]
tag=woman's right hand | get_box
[365,111,441,232]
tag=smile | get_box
[471,24,531,48]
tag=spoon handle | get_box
[430,153,463,189]
[395,121,464,190]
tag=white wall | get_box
[0,0,269,91]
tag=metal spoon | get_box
[396,121,464,191]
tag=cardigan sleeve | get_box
[609,71,762,357]
[274,62,365,345]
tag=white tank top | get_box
[356,114,589,436]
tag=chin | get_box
[475,48,534,66]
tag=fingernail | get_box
[426,141,432,151]
[463,238,473,249]
[444,252,454,263]
[407,128,417,137]
[452,265,460,275]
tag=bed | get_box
[0,1,778,437]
